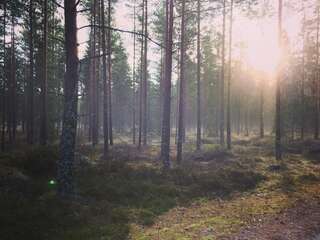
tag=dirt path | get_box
[224,198,320,240]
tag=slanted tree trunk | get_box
[226,0,233,149]
[275,0,282,160]
[196,0,201,151]
[177,0,186,164]
[101,0,109,160]
[57,0,79,197]
[161,0,173,169]
[40,0,48,145]
[220,0,226,146]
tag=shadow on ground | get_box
[0,143,265,240]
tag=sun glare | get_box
[234,17,280,75]
[245,36,280,75]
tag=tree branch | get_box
[78,24,164,48]
[50,0,64,9]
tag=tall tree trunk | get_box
[1,0,6,151]
[27,0,34,145]
[177,0,186,164]
[40,0,48,145]
[8,14,16,146]
[132,0,137,144]
[91,0,98,146]
[160,0,173,169]
[57,0,79,197]
[101,0,109,160]
[138,0,145,149]
[226,0,233,149]
[301,12,306,140]
[215,45,221,138]
[107,0,113,145]
[88,29,93,142]
[315,5,320,140]
[196,0,201,151]
[220,0,226,146]
[275,0,282,160]
[159,47,164,134]
[159,0,167,136]
[143,0,148,146]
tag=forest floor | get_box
[0,136,320,240]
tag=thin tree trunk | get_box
[226,0,233,149]
[315,5,320,140]
[88,29,93,142]
[40,0,48,145]
[196,0,201,150]
[57,0,79,197]
[301,12,305,140]
[9,14,16,146]
[91,0,98,146]
[1,0,6,151]
[161,0,173,169]
[177,0,186,164]
[101,0,109,160]
[138,0,145,149]
[107,0,113,145]
[143,0,148,146]
[159,47,163,134]
[215,45,221,138]
[260,79,265,138]
[27,0,34,145]
[275,0,282,160]
[220,0,226,146]
[132,0,137,145]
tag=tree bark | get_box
[220,0,226,146]
[8,14,16,146]
[196,0,201,151]
[143,0,148,146]
[138,0,145,149]
[315,5,319,140]
[101,0,109,160]
[275,0,282,160]
[91,0,98,146]
[1,0,6,151]
[177,0,186,164]
[40,0,48,145]
[107,0,113,146]
[57,0,79,197]
[27,0,34,145]
[160,0,173,169]
[132,0,137,145]
[226,0,233,149]
[301,12,306,140]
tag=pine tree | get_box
[57,0,79,196]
